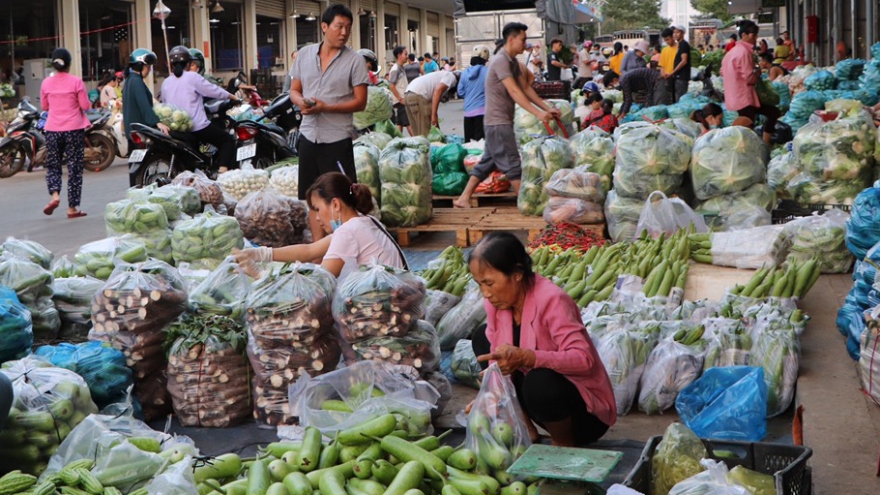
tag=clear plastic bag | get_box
[675,366,768,442]
[0,287,33,363]
[568,127,615,177]
[450,339,481,389]
[0,252,59,341]
[189,258,251,320]
[518,136,574,216]
[0,237,53,269]
[0,356,99,475]
[691,126,769,200]
[52,255,77,279]
[636,192,708,239]
[268,163,300,198]
[703,318,752,368]
[154,102,194,131]
[784,209,853,273]
[235,188,308,248]
[355,131,393,151]
[333,262,426,343]
[638,336,704,415]
[767,150,801,199]
[706,225,790,269]
[424,289,462,327]
[216,166,270,201]
[53,276,103,340]
[651,422,708,495]
[354,86,394,130]
[436,280,487,351]
[544,166,607,202]
[379,137,433,227]
[171,208,245,270]
[613,124,692,199]
[750,327,799,418]
[105,198,169,236]
[128,184,202,221]
[726,466,776,495]
[596,325,660,415]
[543,197,605,225]
[348,319,440,372]
[34,341,132,410]
[605,190,646,242]
[145,456,199,495]
[668,460,751,495]
[73,235,148,280]
[695,183,777,232]
[354,142,382,203]
[171,170,224,205]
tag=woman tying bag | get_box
[468,232,616,447]
[235,172,406,279]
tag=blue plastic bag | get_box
[846,186,880,260]
[34,341,133,408]
[0,286,33,364]
[675,366,767,441]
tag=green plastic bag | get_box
[427,126,446,143]
[756,78,780,107]
[374,119,403,138]
[433,171,469,196]
[432,144,467,175]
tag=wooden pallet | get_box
[389,208,494,247]
[432,191,518,208]
[468,206,605,244]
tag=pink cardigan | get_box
[483,275,617,426]
[41,72,91,132]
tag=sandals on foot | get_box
[67,211,88,219]
[43,199,60,216]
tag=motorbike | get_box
[82,110,117,172]
[0,98,44,178]
[234,92,299,168]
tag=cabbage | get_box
[154,103,194,132]
[374,119,403,138]
[514,99,574,138]
[767,150,801,199]
[613,123,692,200]
[695,183,776,231]
[568,127,614,178]
[353,86,394,130]
[691,127,769,200]
[601,89,623,103]
[353,142,381,203]
[379,137,432,227]
[518,136,573,216]
[604,190,645,242]
[804,69,837,91]
[355,132,392,150]
[658,118,702,140]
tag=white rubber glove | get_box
[235,246,273,264]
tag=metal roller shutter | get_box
[427,11,439,37]
[360,0,377,12]
[408,7,420,21]
[294,0,321,16]
[384,2,400,16]
[255,0,285,18]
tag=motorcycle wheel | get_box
[0,142,25,178]
[136,152,176,187]
[83,133,116,172]
[251,154,275,170]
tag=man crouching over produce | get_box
[467,232,616,446]
[235,172,406,280]
[454,22,561,209]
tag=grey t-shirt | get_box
[484,48,523,126]
[290,43,371,143]
[404,62,422,82]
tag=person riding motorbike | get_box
[358,49,380,85]
[160,45,240,174]
[122,48,170,186]
[189,48,224,86]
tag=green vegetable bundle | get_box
[52,276,104,341]
[767,150,802,199]
[694,183,776,232]
[421,246,471,295]
[350,319,440,372]
[171,209,244,270]
[596,324,660,415]
[688,226,790,269]
[784,210,853,273]
[750,326,799,417]
[427,126,446,144]
[153,103,194,131]
[604,190,645,242]
[652,422,708,495]
[132,230,174,265]
[0,238,53,270]
[354,86,394,130]
[128,184,201,221]
[702,318,752,368]
[374,119,403,138]
[451,339,481,389]
[379,137,433,227]
[568,127,614,181]
[613,123,692,200]
[189,258,251,320]
[355,131,393,150]
[354,142,381,203]
[517,136,573,216]
[72,236,148,280]
[105,199,169,236]
[691,126,769,200]
[514,99,573,137]
[0,253,59,341]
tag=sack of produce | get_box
[153,102,194,131]
[837,58,866,80]
[171,170,224,205]
[0,238,53,270]
[543,197,605,225]
[128,183,201,221]
[172,208,245,269]
[781,90,827,131]
[235,188,308,248]
[354,86,394,130]
[767,149,801,199]
[676,366,768,441]
[0,253,60,341]
[638,333,705,415]
[613,123,692,200]
[268,163,299,198]
[658,118,703,140]
[515,99,573,137]
[351,319,441,372]
[374,119,403,138]
[860,319,880,405]
[51,255,76,279]
[89,259,188,421]
[518,136,573,216]
[334,262,426,343]
[52,276,103,341]
[0,287,33,364]
[605,190,646,242]
[166,312,251,427]
[703,318,752,368]
[33,341,132,409]
[845,183,880,259]
[354,142,381,202]
[355,131,393,151]
[424,290,462,328]
[636,192,708,239]
[189,258,251,320]
[689,225,789,269]
[750,326,799,418]
[432,143,469,196]
[804,69,837,91]
[691,126,769,200]
[216,167,270,201]
[651,422,708,495]
[451,339,481,389]
[73,236,148,280]
[0,356,98,475]
[436,280,487,351]
[545,166,607,202]
[695,183,776,232]
[130,229,174,265]
[246,263,339,425]
[465,363,532,475]
[784,210,852,273]
[596,324,660,415]
[379,137,433,227]
[475,170,511,194]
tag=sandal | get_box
[67,211,88,219]
[43,199,60,216]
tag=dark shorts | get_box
[392,102,410,127]
[296,136,357,200]
[470,124,521,181]
[738,104,780,133]
[463,115,485,143]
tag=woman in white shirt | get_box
[236,172,407,279]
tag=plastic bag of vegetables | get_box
[785,210,853,273]
[172,208,245,269]
[613,123,692,200]
[154,103,194,131]
[568,127,615,179]
[0,238,53,270]
[702,318,752,368]
[355,131,393,150]
[691,126,769,200]
[451,339,481,389]
[667,459,753,495]
[128,184,201,221]
[432,143,468,196]
[105,198,169,236]
[0,287,33,363]
[804,69,837,91]
[767,149,801,199]
[189,258,251,320]
[268,163,299,197]
[354,86,394,130]
[424,290,462,328]
[750,325,799,418]
[465,363,532,474]
[235,188,307,248]
[695,183,776,232]
[216,167,270,201]
[781,90,827,131]
[379,137,433,227]
[518,136,573,216]
[354,141,381,202]
[845,183,880,259]
[333,262,426,343]
[350,319,441,372]
[0,356,99,475]
[427,125,447,144]
[605,190,646,242]
[131,229,174,265]
[638,334,704,415]
[375,119,403,138]
[52,276,103,341]
[651,422,708,495]
[436,279,487,350]
[0,252,60,341]
[171,170,224,205]
[515,99,573,136]
[33,341,132,409]
[596,324,660,415]
[545,166,606,202]
[544,197,605,224]
[72,236,148,280]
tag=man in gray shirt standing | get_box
[289,4,370,237]
[454,22,559,208]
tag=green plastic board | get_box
[506,444,623,483]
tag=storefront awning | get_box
[573,1,603,23]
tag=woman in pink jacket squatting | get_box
[468,232,616,446]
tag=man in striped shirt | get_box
[602,67,665,121]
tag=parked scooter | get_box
[0,98,44,178]
[234,92,299,168]
[82,110,117,172]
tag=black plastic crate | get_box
[532,81,571,101]
[623,436,812,495]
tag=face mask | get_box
[330,210,343,232]
[709,124,720,130]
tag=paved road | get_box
[0,100,467,258]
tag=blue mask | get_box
[330,212,343,232]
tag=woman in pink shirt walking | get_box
[468,232,616,447]
[40,48,91,218]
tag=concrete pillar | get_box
[133,0,155,90]
[286,0,297,68]
[420,7,428,55]
[439,13,447,61]
[190,0,212,72]
[376,1,387,65]
[57,0,82,77]
[351,0,361,49]
[868,0,875,60]
[399,4,409,54]
[850,0,858,59]
[244,0,258,73]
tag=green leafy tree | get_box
[600,0,670,33]
[691,0,733,22]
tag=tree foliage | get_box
[691,0,733,22]
[600,0,670,33]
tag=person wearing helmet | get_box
[161,45,240,173]
[457,45,490,142]
[358,49,380,85]
[189,48,206,75]
[123,48,170,186]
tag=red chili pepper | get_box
[529,222,605,252]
